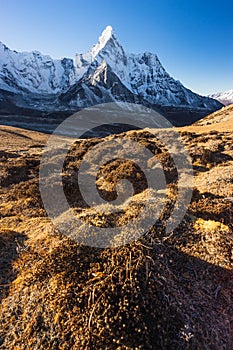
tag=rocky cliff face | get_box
[0,42,76,94]
[0,26,223,126]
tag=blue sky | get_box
[1,0,232,95]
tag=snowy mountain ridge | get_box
[208,90,233,106]
[0,26,223,125]
[0,41,77,94]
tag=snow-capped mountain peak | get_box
[91,25,114,57]
[74,26,127,80]
[208,89,233,106]
[0,25,223,125]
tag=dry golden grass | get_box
[0,121,232,349]
[178,104,233,133]
[194,104,233,126]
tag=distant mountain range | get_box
[0,26,223,127]
[208,90,233,106]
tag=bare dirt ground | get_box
[0,114,232,349]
